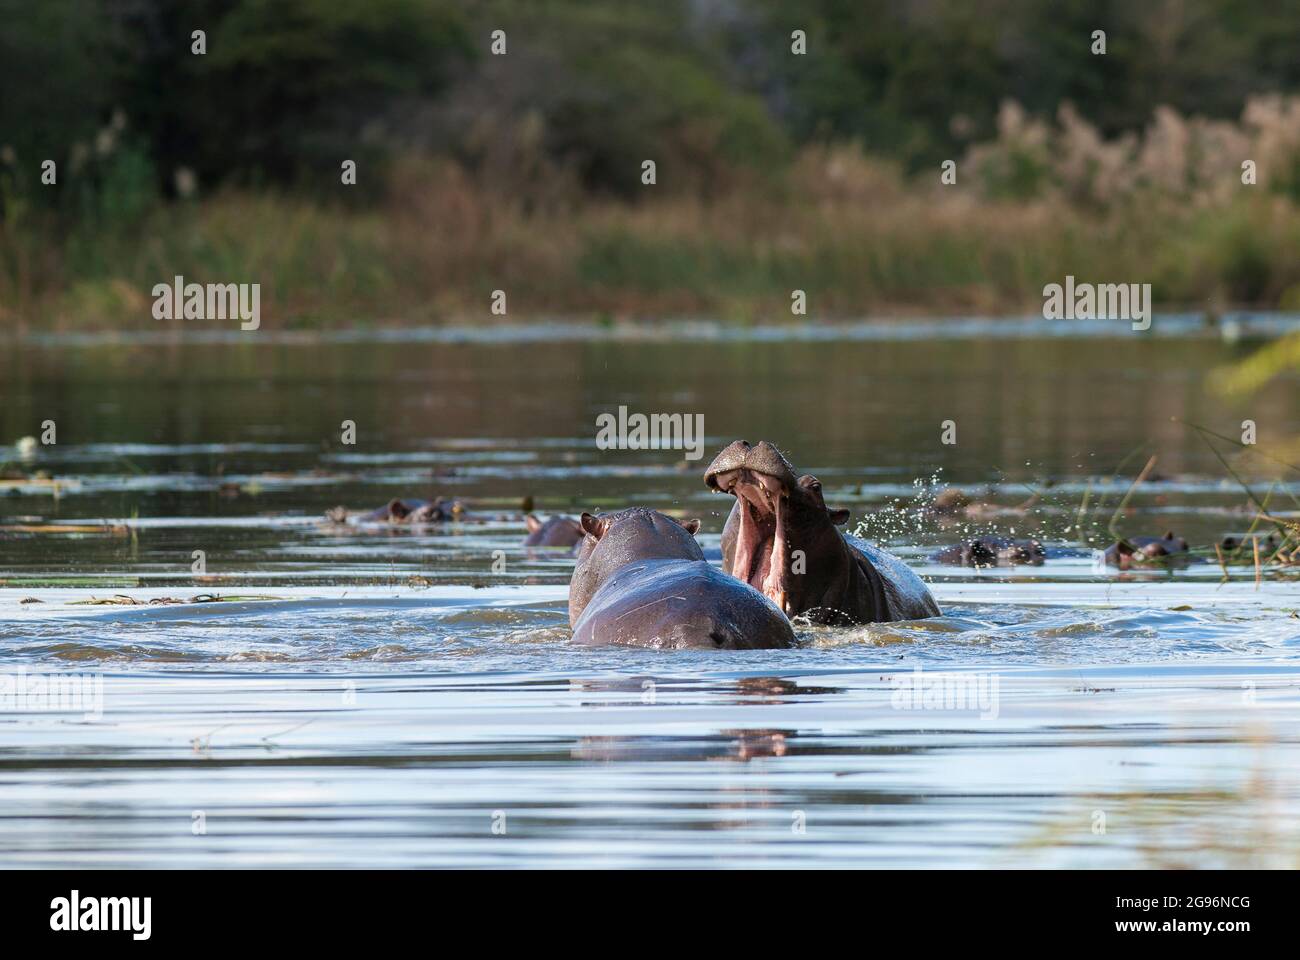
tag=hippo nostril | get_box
[709,630,728,648]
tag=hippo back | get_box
[572,559,795,649]
[846,534,941,621]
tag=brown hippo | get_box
[326,497,466,525]
[930,487,971,515]
[704,440,940,625]
[524,514,584,549]
[569,508,795,649]
[1218,533,1280,556]
[933,538,1046,567]
[1102,532,1191,569]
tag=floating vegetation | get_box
[0,475,76,494]
[0,523,130,536]
[67,594,287,606]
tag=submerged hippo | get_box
[326,497,466,525]
[1102,532,1191,569]
[933,537,1046,567]
[569,508,795,649]
[704,440,940,625]
[1218,533,1280,556]
[930,487,972,515]
[524,514,584,548]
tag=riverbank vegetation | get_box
[4,0,1300,348]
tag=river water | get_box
[1,320,1298,867]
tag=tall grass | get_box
[5,96,1300,331]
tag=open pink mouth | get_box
[711,468,790,614]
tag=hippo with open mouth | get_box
[569,507,795,649]
[704,440,941,625]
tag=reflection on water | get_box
[1,326,1299,867]
[2,664,1297,868]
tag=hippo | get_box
[569,507,795,649]
[1102,532,1191,569]
[1218,533,1280,556]
[326,497,466,525]
[704,440,940,625]
[925,486,1036,522]
[524,514,584,549]
[933,537,1046,567]
[930,487,971,515]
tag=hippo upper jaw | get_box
[704,440,798,493]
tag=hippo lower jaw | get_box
[709,468,791,615]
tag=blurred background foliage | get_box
[7,0,1300,200]
[3,0,1300,392]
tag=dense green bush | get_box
[4,0,1300,207]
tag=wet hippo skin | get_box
[524,514,584,548]
[569,508,795,649]
[704,440,941,625]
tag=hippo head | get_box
[408,497,460,524]
[1140,531,1188,557]
[704,440,849,615]
[524,514,584,548]
[568,507,702,624]
[1000,539,1046,565]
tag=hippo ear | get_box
[580,512,610,541]
[828,508,850,526]
[678,517,701,536]
[525,514,542,534]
